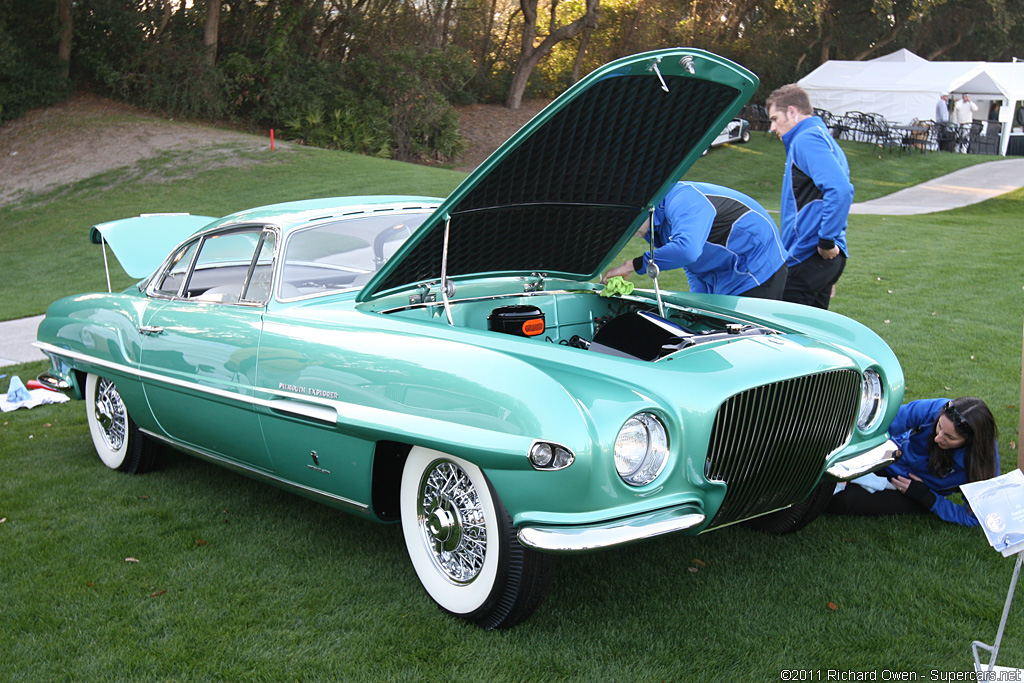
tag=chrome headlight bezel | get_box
[528,441,575,470]
[614,412,670,486]
[857,368,884,431]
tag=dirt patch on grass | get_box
[451,99,552,172]
[0,94,275,206]
[0,93,552,205]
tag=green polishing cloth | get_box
[600,276,634,297]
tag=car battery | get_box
[488,305,546,337]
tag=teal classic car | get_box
[36,48,904,629]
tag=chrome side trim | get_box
[141,429,369,513]
[36,341,263,407]
[37,342,322,416]
[517,506,706,553]
[36,341,535,458]
[826,439,899,481]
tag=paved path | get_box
[4,159,1024,370]
[0,315,44,368]
[849,158,1024,215]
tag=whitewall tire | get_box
[399,447,555,629]
[85,373,158,474]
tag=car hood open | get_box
[358,48,758,302]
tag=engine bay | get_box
[380,290,779,361]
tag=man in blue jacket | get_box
[601,181,789,298]
[766,84,854,309]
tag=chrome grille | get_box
[705,369,861,528]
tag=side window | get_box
[186,229,269,303]
[152,240,199,297]
[149,228,276,304]
[240,231,277,302]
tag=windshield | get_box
[280,211,431,299]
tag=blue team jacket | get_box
[884,398,1000,526]
[635,182,788,296]
[778,116,853,265]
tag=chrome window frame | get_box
[144,224,281,307]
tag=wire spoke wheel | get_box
[93,377,128,452]
[400,447,556,629]
[418,460,487,584]
[85,373,159,474]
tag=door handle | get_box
[138,325,164,336]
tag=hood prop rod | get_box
[100,235,112,293]
[440,214,455,326]
[646,205,665,318]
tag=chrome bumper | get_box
[517,505,706,553]
[825,439,899,481]
[36,371,75,399]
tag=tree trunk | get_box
[205,0,220,67]
[505,0,599,109]
[57,0,72,80]
[154,1,173,41]
[570,26,593,84]
[479,0,499,66]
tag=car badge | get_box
[308,450,330,475]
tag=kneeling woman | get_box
[828,397,999,526]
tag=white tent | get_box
[798,50,1024,155]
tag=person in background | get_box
[601,181,789,299]
[954,94,979,152]
[954,93,979,124]
[935,93,954,151]
[828,397,1000,526]
[935,93,950,123]
[766,84,854,309]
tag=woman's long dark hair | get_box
[928,396,998,482]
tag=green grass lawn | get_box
[2,130,1022,680]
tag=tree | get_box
[57,0,73,80]
[506,0,600,108]
[205,0,220,66]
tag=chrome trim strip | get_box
[35,342,535,456]
[36,342,266,407]
[141,429,369,513]
[517,506,706,553]
[826,439,900,481]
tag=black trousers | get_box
[827,483,923,517]
[739,263,788,300]
[782,252,846,310]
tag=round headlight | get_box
[858,369,883,430]
[614,412,669,486]
[529,442,554,468]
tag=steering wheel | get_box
[372,223,413,269]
